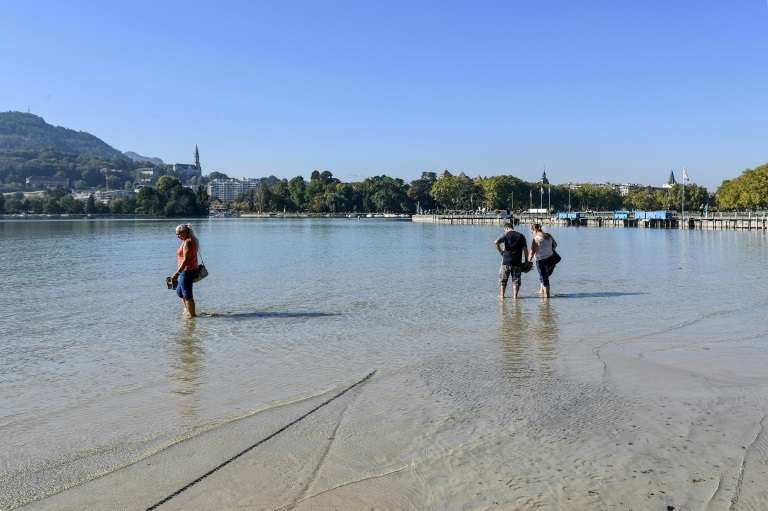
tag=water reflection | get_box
[499,301,559,378]
[169,320,207,423]
[532,301,558,371]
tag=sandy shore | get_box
[23,312,768,511]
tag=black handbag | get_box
[193,254,209,282]
[549,235,562,265]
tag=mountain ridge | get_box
[0,111,125,160]
[124,151,164,166]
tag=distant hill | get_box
[0,111,137,188]
[0,111,125,159]
[124,151,164,166]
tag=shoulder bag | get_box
[194,252,209,283]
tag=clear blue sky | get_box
[2,0,766,189]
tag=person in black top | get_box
[495,221,529,299]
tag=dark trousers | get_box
[536,257,555,288]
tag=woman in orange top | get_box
[172,224,200,317]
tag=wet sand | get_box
[24,301,768,511]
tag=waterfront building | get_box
[207,177,261,202]
[207,178,244,202]
[25,176,70,189]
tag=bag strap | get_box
[196,242,205,265]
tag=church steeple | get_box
[541,169,549,185]
[194,145,200,170]
[667,170,676,186]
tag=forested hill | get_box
[0,112,136,188]
[0,112,124,159]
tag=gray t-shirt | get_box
[534,233,554,260]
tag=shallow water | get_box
[1,218,767,509]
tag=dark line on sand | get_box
[145,370,376,510]
[729,414,767,511]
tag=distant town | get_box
[0,147,714,217]
[0,112,765,216]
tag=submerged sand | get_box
[22,301,768,511]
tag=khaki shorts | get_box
[499,264,522,286]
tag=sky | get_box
[1,0,766,189]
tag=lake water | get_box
[1,219,767,510]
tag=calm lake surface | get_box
[1,218,767,509]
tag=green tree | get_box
[109,199,126,214]
[572,184,622,211]
[408,172,437,211]
[716,163,768,210]
[430,172,480,210]
[135,187,162,215]
[86,194,97,214]
[42,196,63,214]
[60,194,84,214]
[481,175,527,210]
[288,176,307,210]
[623,188,662,210]
[156,176,182,195]
[361,175,410,213]
[4,195,22,213]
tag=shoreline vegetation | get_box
[7,167,766,219]
[3,113,768,218]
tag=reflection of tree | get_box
[499,301,559,379]
[169,321,206,424]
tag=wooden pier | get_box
[412,213,768,231]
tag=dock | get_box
[412,213,768,231]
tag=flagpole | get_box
[681,168,686,229]
[539,185,543,210]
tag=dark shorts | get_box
[499,264,522,286]
[176,269,198,299]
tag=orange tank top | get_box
[177,239,199,271]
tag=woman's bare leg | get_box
[182,298,196,317]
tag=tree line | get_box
[715,163,768,210]
[1,177,208,216]
[6,164,768,216]
[225,170,714,214]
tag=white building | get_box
[618,183,643,196]
[207,178,261,202]
[73,189,135,204]
[136,167,163,184]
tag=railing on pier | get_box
[412,211,768,231]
